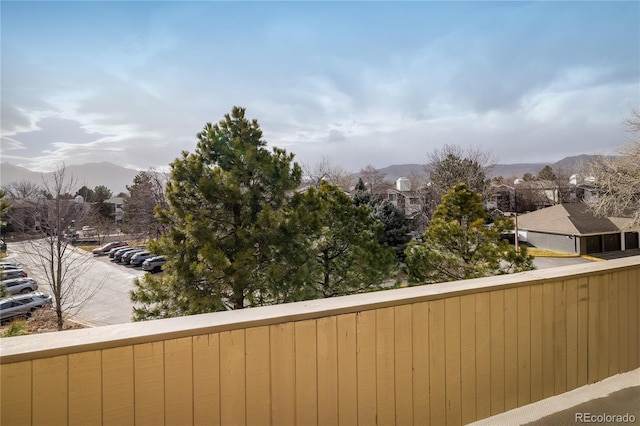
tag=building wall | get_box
[1,258,639,426]
[526,231,580,254]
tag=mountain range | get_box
[0,155,598,195]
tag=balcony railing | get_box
[1,256,638,425]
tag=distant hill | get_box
[373,155,601,184]
[0,155,605,195]
[0,162,140,195]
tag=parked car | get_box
[0,261,20,269]
[142,255,166,273]
[0,292,52,323]
[1,277,38,295]
[93,241,128,255]
[109,246,130,258]
[113,247,139,263]
[0,269,28,280]
[130,251,155,267]
[121,249,145,265]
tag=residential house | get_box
[516,202,639,255]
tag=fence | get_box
[1,257,638,425]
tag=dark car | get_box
[0,269,28,280]
[93,241,128,255]
[1,277,38,295]
[0,292,52,323]
[121,249,145,265]
[142,255,166,273]
[113,247,139,262]
[130,251,155,267]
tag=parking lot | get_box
[4,241,146,326]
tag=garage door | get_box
[603,233,621,252]
[625,231,639,249]
[585,236,602,254]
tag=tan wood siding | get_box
[1,259,638,426]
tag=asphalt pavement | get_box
[4,240,145,326]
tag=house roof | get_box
[517,203,626,236]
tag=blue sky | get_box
[1,1,638,173]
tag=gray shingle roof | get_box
[517,203,623,236]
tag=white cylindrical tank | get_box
[396,177,411,192]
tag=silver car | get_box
[0,292,52,323]
[1,277,38,295]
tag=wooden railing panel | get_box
[134,341,164,425]
[293,320,317,426]
[629,269,639,368]
[165,337,193,426]
[445,297,462,426]
[269,323,294,426]
[429,299,446,423]
[336,314,358,426]
[609,273,620,376]
[102,345,134,425]
[474,293,491,419]
[192,333,220,426]
[394,305,413,426]
[460,294,477,425]
[529,284,544,403]
[375,306,395,425]
[317,315,338,425]
[489,290,505,415]
[1,258,638,426]
[554,280,567,394]
[576,277,589,388]
[618,275,629,372]
[597,274,610,381]
[566,278,579,392]
[69,351,102,426]
[355,309,376,425]
[0,361,32,425]
[245,326,271,425]
[220,329,245,425]
[411,301,430,424]
[517,286,531,406]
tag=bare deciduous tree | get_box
[12,165,105,330]
[303,156,355,190]
[585,109,640,224]
[425,144,495,199]
[122,169,168,240]
[2,179,43,200]
[358,164,387,197]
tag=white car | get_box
[1,277,38,295]
[142,255,166,273]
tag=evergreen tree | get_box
[76,186,94,202]
[352,177,371,207]
[131,107,302,319]
[93,185,113,202]
[405,183,534,283]
[372,200,412,262]
[280,181,395,301]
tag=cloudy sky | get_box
[1,1,638,173]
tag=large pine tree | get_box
[131,107,302,318]
[405,183,534,283]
